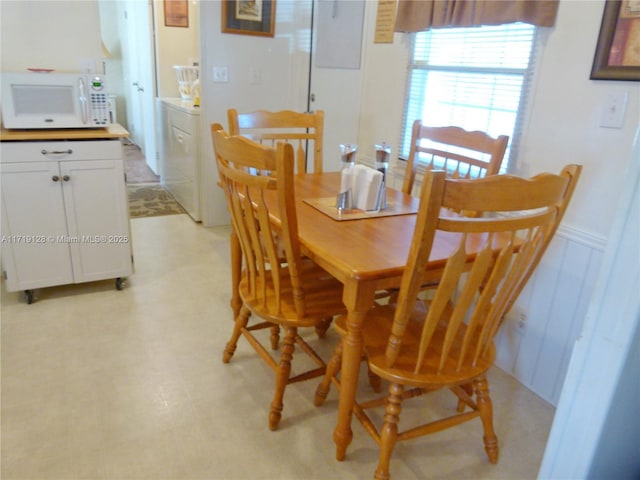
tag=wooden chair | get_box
[224,112,332,337]
[212,127,346,430]
[228,109,325,174]
[401,120,509,197]
[316,164,581,479]
[377,120,509,300]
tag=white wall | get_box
[0,0,102,73]
[539,126,640,479]
[153,0,200,98]
[99,0,127,128]
[199,0,313,226]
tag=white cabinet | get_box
[0,139,133,301]
[157,98,202,221]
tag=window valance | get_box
[394,0,559,31]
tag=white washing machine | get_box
[157,98,202,221]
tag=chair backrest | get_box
[402,120,509,196]
[211,125,309,318]
[388,164,582,375]
[228,109,324,174]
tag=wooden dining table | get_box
[229,171,466,460]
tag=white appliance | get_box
[1,72,110,129]
[157,98,203,221]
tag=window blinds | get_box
[401,23,537,172]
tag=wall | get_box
[199,0,314,227]
[539,126,640,479]
[589,318,640,478]
[99,1,127,128]
[0,1,102,73]
[153,0,200,98]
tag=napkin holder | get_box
[336,165,386,212]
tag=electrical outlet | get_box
[213,66,229,83]
[507,306,527,332]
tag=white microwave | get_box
[1,72,110,129]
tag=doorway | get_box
[99,0,158,174]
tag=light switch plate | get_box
[213,66,229,83]
[600,91,628,129]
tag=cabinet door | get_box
[60,159,133,283]
[0,162,74,291]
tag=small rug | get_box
[127,183,186,218]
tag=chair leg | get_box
[314,339,343,406]
[473,375,499,463]
[315,316,333,339]
[270,325,280,350]
[223,306,251,363]
[269,326,296,430]
[374,383,404,480]
[457,382,473,412]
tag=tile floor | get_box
[1,214,556,480]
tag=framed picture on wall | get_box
[221,0,275,37]
[590,0,640,80]
[164,0,189,28]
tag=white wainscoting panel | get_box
[495,226,605,405]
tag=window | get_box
[400,23,537,173]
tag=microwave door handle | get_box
[78,77,88,124]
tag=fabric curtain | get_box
[394,0,559,31]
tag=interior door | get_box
[123,0,158,173]
[309,0,366,172]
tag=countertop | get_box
[0,123,130,141]
[158,97,201,115]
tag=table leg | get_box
[230,229,242,319]
[333,280,375,461]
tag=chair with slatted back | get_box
[228,109,325,174]
[402,120,509,197]
[212,127,346,430]
[375,122,508,306]
[227,110,332,338]
[315,164,581,479]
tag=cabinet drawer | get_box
[1,140,122,163]
[167,107,198,135]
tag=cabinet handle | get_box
[52,175,60,182]
[62,175,70,182]
[41,149,73,155]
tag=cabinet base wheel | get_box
[115,277,125,290]
[24,290,34,304]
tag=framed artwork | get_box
[222,0,275,37]
[164,0,188,28]
[591,0,640,81]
